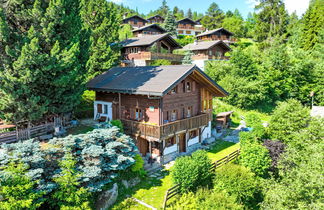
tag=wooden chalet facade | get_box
[122,15,148,29]
[120,33,184,66]
[182,40,231,70]
[196,28,236,43]
[176,18,204,36]
[147,15,165,24]
[132,24,166,37]
[87,65,228,164]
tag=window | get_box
[187,106,192,118]
[189,130,198,139]
[182,108,185,119]
[135,108,142,120]
[103,104,108,114]
[186,82,191,92]
[209,50,213,56]
[186,31,191,34]
[149,106,155,112]
[166,137,176,147]
[178,30,184,34]
[171,86,177,94]
[171,110,177,121]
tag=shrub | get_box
[50,154,91,209]
[171,150,213,193]
[0,161,44,209]
[245,112,262,128]
[213,164,261,208]
[239,143,272,177]
[74,90,95,119]
[110,120,124,133]
[263,140,286,174]
[169,188,243,210]
[130,154,146,178]
[268,99,310,144]
[150,59,172,66]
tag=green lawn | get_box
[67,125,94,135]
[112,140,240,210]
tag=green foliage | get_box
[150,59,172,66]
[81,0,120,78]
[170,188,243,210]
[201,2,224,30]
[262,117,324,209]
[131,154,146,178]
[222,12,245,38]
[0,0,89,123]
[268,99,310,144]
[119,24,133,41]
[301,0,324,50]
[175,35,195,47]
[74,90,95,119]
[182,50,194,64]
[213,164,261,208]
[245,112,262,128]
[0,162,44,210]
[239,143,272,177]
[163,11,177,36]
[110,119,124,133]
[171,150,213,193]
[51,154,91,209]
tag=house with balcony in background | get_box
[122,15,148,29]
[132,24,166,37]
[176,18,205,36]
[87,65,228,165]
[196,28,236,43]
[182,40,231,70]
[147,15,165,24]
[120,33,184,66]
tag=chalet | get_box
[120,33,184,66]
[87,65,228,164]
[147,15,165,24]
[182,40,231,70]
[122,15,148,29]
[176,18,204,36]
[132,24,167,37]
[196,28,236,43]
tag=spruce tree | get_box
[182,51,194,64]
[301,0,324,50]
[0,0,89,123]
[186,9,193,19]
[81,0,121,78]
[163,11,177,36]
[201,3,225,30]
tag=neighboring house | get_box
[87,65,228,164]
[147,14,165,24]
[311,106,324,118]
[196,28,236,43]
[132,24,167,37]
[122,15,148,29]
[120,33,184,66]
[176,18,204,36]
[182,40,231,70]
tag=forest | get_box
[0,0,323,209]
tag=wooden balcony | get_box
[121,113,211,140]
[124,52,185,62]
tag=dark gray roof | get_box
[196,28,234,37]
[177,18,197,25]
[182,40,231,51]
[122,15,148,23]
[132,24,166,33]
[121,33,181,48]
[87,65,228,97]
[147,15,165,20]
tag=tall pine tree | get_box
[201,2,225,30]
[163,11,177,36]
[81,0,121,78]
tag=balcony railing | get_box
[124,52,185,62]
[121,113,211,140]
[191,54,230,60]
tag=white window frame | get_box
[94,101,112,121]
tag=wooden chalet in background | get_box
[196,28,236,43]
[132,24,166,37]
[87,65,228,164]
[120,33,184,66]
[122,15,148,29]
[182,40,231,70]
[147,15,165,24]
[176,18,204,36]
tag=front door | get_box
[137,137,149,156]
[179,133,186,153]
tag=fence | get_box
[163,149,240,209]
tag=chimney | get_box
[194,40,198,45]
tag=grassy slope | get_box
[112,140,240,209]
